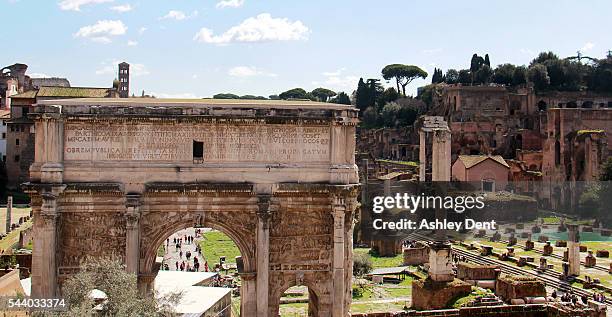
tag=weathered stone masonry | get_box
[25,99,360,317]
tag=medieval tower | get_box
[118,62,130,98]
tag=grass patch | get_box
[0,221,32,251]
[199,230,241,265]
[449,287,492,308]
[351,301,407,313]
[354,248,404,269]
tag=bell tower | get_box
[118,62,130,98]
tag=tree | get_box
[331,91,351,105]
[60,258,181,316]
[470,54,485,73]
[381,64,428,96]
[531,51,559,66]
[589,57,612,92]
[310,88,337,102]
[431,68,444,84]
[361,106,380,128]
[376,87,399,109]
[493,64,516,86]
[240,95,267,100]
[484,54,491,67]
[268,94,280,100]
[458,69,471,84]
[512,66,528,86]
[213,93,240,99]
[528,64,551,91]
[355,78,371,111]
[445,69,459,84]
[366,79,384,109]
[353,253,373,277]
[474,65,493,84]
[279,88,308,100]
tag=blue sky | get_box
[2,0,611,98]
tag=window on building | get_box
[10,126,13,132]
[1,133,5,139]
[482,180,495,192]
[15,138,19,146]
[2,121,5,126]
[14,155,20,162]
[193,140,204,161]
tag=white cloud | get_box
[138,27,147,35]
[581,42,595,52]
[95,60,149,77]
[228,66,276,78]
[319,68,358,90]
[161,10,186,20]
[322,68,346,77]
[110,4,132,12]
[74,20,127,43]
[59,0,113,11]
[194,13,309,44]
[127,40,138,46]
[160,10,197,21]
[216,0,244,9]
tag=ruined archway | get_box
[26,98,360,317]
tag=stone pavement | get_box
[161,227,209,272]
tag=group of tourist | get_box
[161,229,212,273]
[551,290,607,306]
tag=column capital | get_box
[40,213,59,227]
[125,212,140,229]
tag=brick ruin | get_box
[357,84,612,212]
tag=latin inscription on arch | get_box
[64,122,331,163]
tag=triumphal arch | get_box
[25,98,360,316]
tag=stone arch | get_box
[270,273,328,316]
[566,101,578,108]
[140,214,255,276]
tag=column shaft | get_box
[332,198,346,317]
[256,195,271,317]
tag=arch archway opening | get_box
[152,227,244,316]
[277,285,321,317]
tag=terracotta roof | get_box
[37,86,111,98]
[9,90,37,99]
[9,87,113,99]
[457,155,509,169]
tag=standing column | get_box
[419,131,426,181]
[567,224,580,276]
[256,195,271,317]
[125,194,141,275]
[239,272,257,316]
[5,196,12,233]
[36,193,59,297]
[332,196,346,317]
